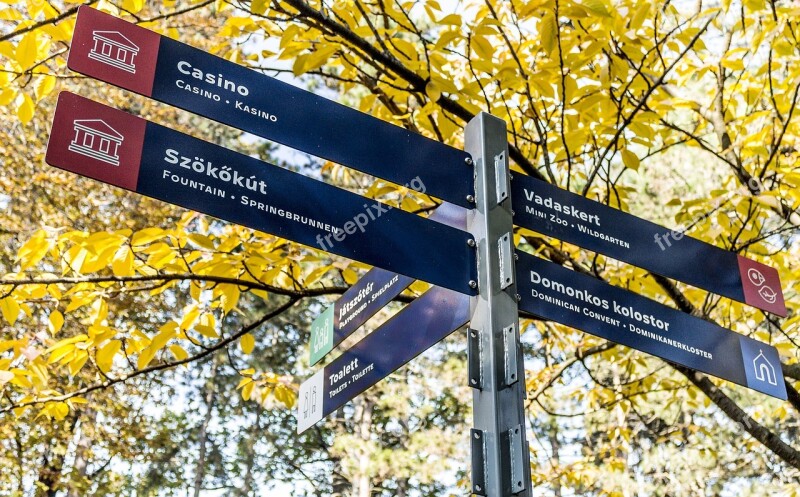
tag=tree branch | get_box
[0,297,300,414]
[674,364,800,470]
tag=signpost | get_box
[298,285,469,433]
[46,9,793,495]
[511,174,787,316]
[45,92,477,295]
[67,6,474,208]
[309,203,468,365]
[516,251,787,400]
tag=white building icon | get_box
[68,119,124,166]
[88,30,139,74]
[753,350,777,386]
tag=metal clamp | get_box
[503,324,519,387]
[508,425,527,494]
[471,429,487,496]
[498,232,514,290]
[468,328,483,390]
[494,151,508,205]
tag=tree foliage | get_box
[1,0,799,495]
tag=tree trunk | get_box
[35,412,78,497]
[237,405,261,497]
[193,357,221,497]
[67,408,96,497]
[353,396,374,497]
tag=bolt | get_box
[475,485,482,492]
[511,209,515,216]
[467,239,476,247]
[515,294,521,302]
[514,253,519,261]
[474,432,481,439]
[509,173,513,180]
[469,280,478,289]
[470,378,477,385]
[465,157,474,166]
[466,194,476,203]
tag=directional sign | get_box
[516,251,787,399]
[512,174,786,316]
[67,6,473,208]
[309,203,469,365]
[46,92,477,295]
[298,285,470,433]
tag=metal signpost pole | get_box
[466,113,531,496]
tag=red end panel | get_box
[68,6,161,97]
[45,92,146,192]
[737,255,787,317]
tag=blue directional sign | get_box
[512,174,786,316]
[67,6,473,208]
[45,92,477,295]
[309,202,469,365]
[516,251,787,399]
[298,286,470,433]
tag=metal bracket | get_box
[508,425,527,494]
[494,151,508,204]
[468,328,483,390]
[498,232,514,290]
[503,324,519,387]
[471,429,487,496]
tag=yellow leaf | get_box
[180,305,201,331]
[241,380,255,401]
[0,297,20,325]
[303,45,338,73]
[219,285,240,314]
[137,346,157,370]
[17,93,34,124]
[621,149,640,170]
[540,13,557,54]
[583,0,611,17]
[68,351,89,376]
[470,35,494,60]
[121,0,144,13]
[112,246,134,277]
[54,402,71,420]
[131,228,167,246]
[169,344,188,361]
[240,333,255,354]
[425,80,442,102]
[96,340,121,373]
[35,74,56,101]
[18,229,50,269]
[48,310,64,335]
[16,31,37,68]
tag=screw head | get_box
[469,280,478,289]
[515,294,522,302]
[467,239,476,247]
[466,194,476,203]
[465,157,473,166]
[514,253,519,261]
[475,485,482,492]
